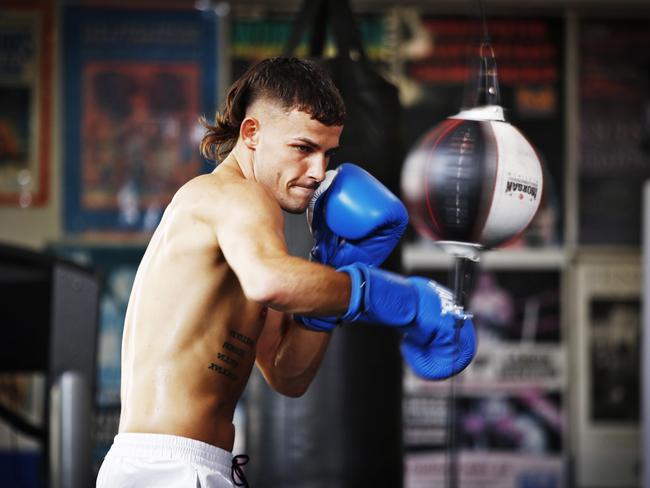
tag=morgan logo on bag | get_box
[505,177,539,201]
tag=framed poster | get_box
[63,6,219,232]
[0,1,53,207]
[573,255,641,487]
[578,20,650,246]
[403,268,566,487]
[404,269,564,394]
[404,391,565,488]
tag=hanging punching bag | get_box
[401,41,543,259]
[400,37,544,488]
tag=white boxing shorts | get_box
[96,433,248,488]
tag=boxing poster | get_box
[403,268,566,487]
[0,3,52,207]
[405,449,563,488]
[578,20,650,246]
[404,269,563,393]
[398,15,565,248]
[573,256,641,487]
[62,6,219,233]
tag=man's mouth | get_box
[292,183,318,193]
[293,187,315,196]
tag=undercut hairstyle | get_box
[200,57,346,162]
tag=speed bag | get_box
[401,106,544,249]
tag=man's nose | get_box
[307,154,327,182]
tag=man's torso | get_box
[118,170,268,450]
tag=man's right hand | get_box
[307,163,408,268]
[300,262,477,380]
[399,277,476,380]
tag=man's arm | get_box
[207,177,351,316]
[190,174,347,395]
[255,309,331,397]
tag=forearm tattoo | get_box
[208,329,256,381]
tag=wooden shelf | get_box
[402,242,568,271]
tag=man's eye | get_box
[295,145,312,153]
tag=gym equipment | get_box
[400,22,544,488]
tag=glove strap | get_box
[337,263,417,327]
[338,264,364,322]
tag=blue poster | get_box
[63,7,219,232]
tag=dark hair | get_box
[200,57,346,161]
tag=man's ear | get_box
[240,116,259,150]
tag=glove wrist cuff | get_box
[337,263,417,326]
[338,264,364,322]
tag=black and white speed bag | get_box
[401,105,543,249]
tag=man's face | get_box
[248,102,343,213]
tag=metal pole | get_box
[642,180,650,488]
[447,256,477,488]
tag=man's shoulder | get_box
[172,169,277,220]
[177,168,262,199]
[175,172,221,198]
[172,172,227,204]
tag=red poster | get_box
[81,62,201,211]
[0,0,53,206]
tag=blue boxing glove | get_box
[307,163,408,268]
[336,263,476,380]
[295,163,408,332]
[399,278,476,380]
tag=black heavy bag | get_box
[244,1,404,487]
[283,0,404,194]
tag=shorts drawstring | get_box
[231,454,250,487]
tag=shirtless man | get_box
[96,57,476,488]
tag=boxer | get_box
[96,57,475,488]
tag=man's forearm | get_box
[271,315,331,395]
